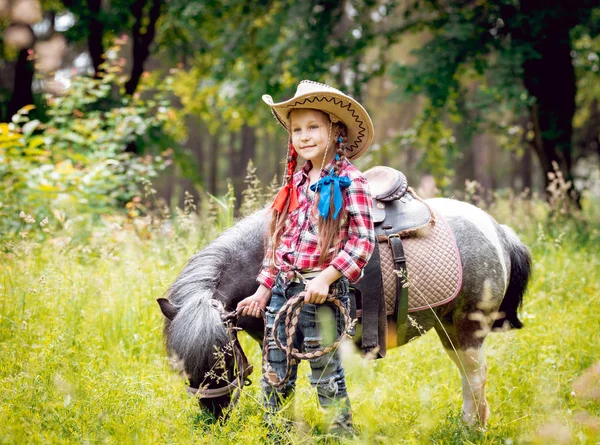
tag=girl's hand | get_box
[303,266,343,304]
[303,276,331,304]
[237,285,271,318]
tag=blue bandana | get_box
[310,159,352,219]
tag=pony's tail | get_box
[493,225,531,330]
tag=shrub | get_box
[0,44,176,237]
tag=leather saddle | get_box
[352,166,434,357]
[367,166,432,236]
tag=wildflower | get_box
[241,160,264,216]
[19,211,35,224]
[184,191,196,214]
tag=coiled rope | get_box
[262,291,356,388]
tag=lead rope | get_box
[261,283,356,388]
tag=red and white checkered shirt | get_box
[257,157,375,289]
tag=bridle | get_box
[187,302,254,402]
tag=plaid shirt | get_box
[257,157,375,289]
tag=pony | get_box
[157,197,531,424]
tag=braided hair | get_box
[314,123,348,265]
[267,136,298,264]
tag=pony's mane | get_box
[163,211,266,378]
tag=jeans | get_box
[261,272,353,420]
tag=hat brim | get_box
[262,92,374,161]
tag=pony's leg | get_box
[435,320,490,426]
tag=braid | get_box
[315,122,348,266]
[286,137,298,184]
[268,138,299,266]
[334,125,348,175]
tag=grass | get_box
[1,196,599,444]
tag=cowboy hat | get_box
[262,80,374,160]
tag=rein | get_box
[263,290,356,388]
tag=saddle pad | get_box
[380,210,462,314]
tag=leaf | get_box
[207,193,230,211]
[37,184,60,192]
[22,120,41,137]
[28,136,45,149]
[23,147,48,157]
[55,160,75,174]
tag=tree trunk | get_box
[404,146,417,181]
[228,132,239,179]
[227,132,239,208]
[520,0,579,203]
[209,133,220,196]
[123,0,162,154]
[185,116,204,182]
[471,132,492,201]
[231,124,256,209]
[270,132,285,184]
[521,145,533,193]
[124,0,162,96]
[87,0,105,77]
[239,124,256,175]
[7,40,35,118]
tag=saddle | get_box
[353,166,434,357]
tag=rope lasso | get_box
[262,290,356,388]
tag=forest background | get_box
[1,1,599,444]
[1,0,599,217]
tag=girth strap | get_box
[355,241,383,354]
[384,226,409,346]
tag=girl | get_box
[237,80,375,434]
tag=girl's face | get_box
[289,109,335,167]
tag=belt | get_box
[289,270,320,283]
[277,271,350,296]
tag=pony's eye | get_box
[209,299,223,310]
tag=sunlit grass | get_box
[1,195,599,444]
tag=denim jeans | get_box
[261,272,353,419]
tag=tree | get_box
[388,0,598,200]
[158,0,395,198]
[0,0,42,120]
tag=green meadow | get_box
[1,195,599,445]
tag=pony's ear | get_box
[157,298,178,320]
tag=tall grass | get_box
[1,184,599,444]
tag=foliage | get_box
[387,0,599,192]
[389,0,594,113]
[158,0,396,141]
[573,32,600,124]
[572,24,600,159]
[163,0,387,100]
[364,104,459,188]
[0,44,177,236]
[0,180,599,443]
